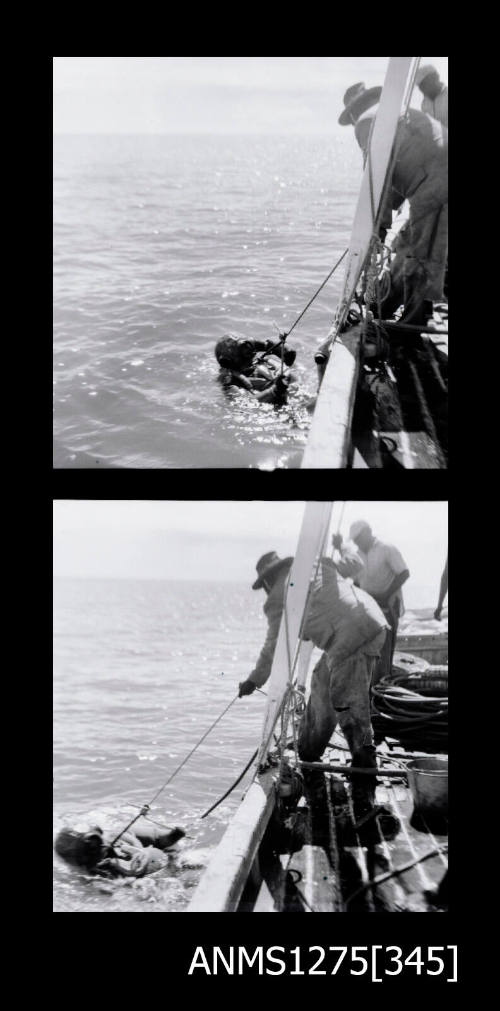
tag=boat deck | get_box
[351,311,448,470]
[188,629,449,914]
[303,308,448,470]
[279,743,448,913]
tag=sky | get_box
[53,57,448,135]
[53,500,448,608]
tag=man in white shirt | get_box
[334,520,410,683]
[415,65,448,129]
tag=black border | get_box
[48,53,471,989]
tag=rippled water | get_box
[53,134,361,468]
[53,578,278,912]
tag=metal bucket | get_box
[406,757,448,819]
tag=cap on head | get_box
[415,64,438,86]
[349,520,372,542]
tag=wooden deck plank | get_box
[287,845,340,912]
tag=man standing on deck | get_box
[335,520,410,684]
[415,65,448,129]
[338,81,448,324]
[238,549,392,828]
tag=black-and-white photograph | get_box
[53,500,448,913]
[53,57,448,470]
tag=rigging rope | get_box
[110,695,239,846]
[255,250,349,365]
[257,512,332,773]
[200,749,259,819]
[273,500,353,783]
[345,844,448,908]
[371,675,448,751]
[284,249,348,339]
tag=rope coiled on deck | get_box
[371,674,448,751]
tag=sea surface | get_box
[53,133,362,469]
[53,577,446,913]
[53,578,278,912]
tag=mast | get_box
[257,500,333,767]
[301,57,420,471]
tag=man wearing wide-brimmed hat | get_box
[239,548,390,825]
[238,551,295,700]
[338,77,448,324]
[338,81,383,128]
[415,65,448,128]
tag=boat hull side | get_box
[302,331,360,469]
[188,771,276,912]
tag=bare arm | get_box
[434,557,448,619]
[376,569,409,607]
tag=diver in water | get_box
[54,822,185,878]
[215,334,297,404]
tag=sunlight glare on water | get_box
[53,134,361,468]
[53,578,269,912]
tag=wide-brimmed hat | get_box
[338,82,382,126]
[252,551,293,590]
[415,64,438,86]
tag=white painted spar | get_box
[257,501,333,767]
[188,502,343,911]
[302,57,420,471]
[296,640,314,689]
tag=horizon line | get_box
[54,573,250,583]
[53,130,341,138]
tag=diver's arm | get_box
[219,368,254,392]
[254,375,288,403]
[252,339,273,352]
[265,347,296,367]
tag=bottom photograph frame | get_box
[53,498,448,917]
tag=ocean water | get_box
[53,577,445,913]
[53,133,362,469]
[53,578,278,912]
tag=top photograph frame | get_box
[53,57,448,470]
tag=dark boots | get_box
[350,745,377,818]
[301,767,330,847]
